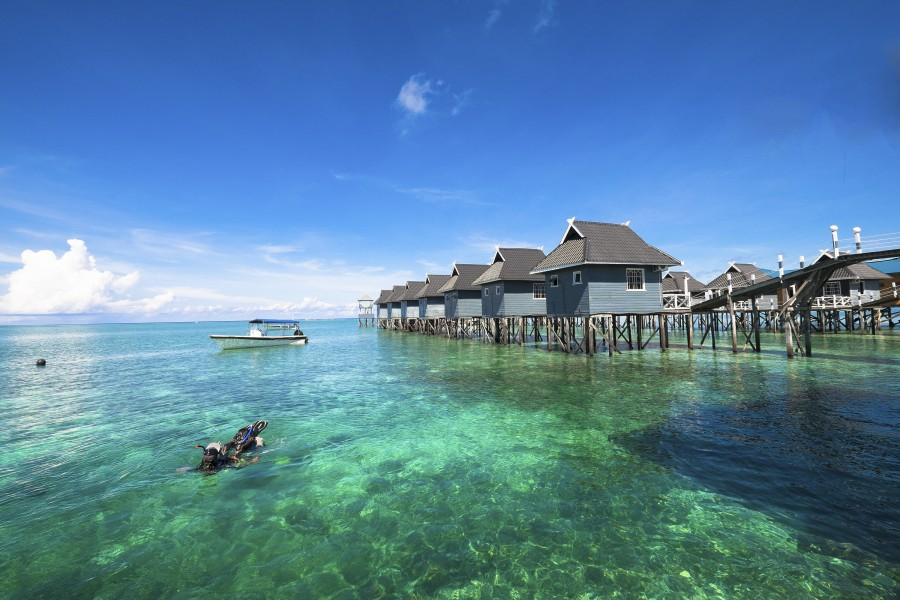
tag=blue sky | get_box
[1,1,899,323]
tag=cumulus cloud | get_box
[396,74,437,115]
[0,239,174,314]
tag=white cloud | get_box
[396,186,480,205]
[534,0,557,32]
[485,8,502,29]
[396,74,436,115]
[0,239,174,315]
[130,228,213,259]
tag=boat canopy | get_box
[249,319,300,325]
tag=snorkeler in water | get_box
[193,420,268,473]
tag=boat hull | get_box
[209,335,308,350]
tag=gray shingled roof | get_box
[662,271,707,294]
[473,248,546,285]
[705,263,772,290]
[829,263,892,281]
[374,289,393,304]
[812,252,894,281]
[438,264,490,293]
[399,281,426,301]
[415,274,452,299]
[532,220,680,273]
[386,285,406,303]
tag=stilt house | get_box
[399,281,426,319]
[416,274,452,318]
[811,252,892,307]
[531,219,680,316]
[438,263,490,318]
[472,247,547,317]
[374,289,392,321]
[662,271,707,309]
[704,263,779,310]
[386,285,406,320]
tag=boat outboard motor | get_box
[197,441,227,472]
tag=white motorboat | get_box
[210,319,308,350]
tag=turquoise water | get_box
[1,320,898,599]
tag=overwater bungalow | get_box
[531,219,680,317]
[439,263,490,337]
[374,289,392,323]
[399,281,426,321]
[704,263,779,310]
[416,274,452,319]
[662,270,707,310]
[472,247,547,318]
[386,285,406,329]
[811,252,892,308]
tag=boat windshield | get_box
[248,319,302,336]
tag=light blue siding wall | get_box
[851,280,882,303]
[444,292,458,318]
[421,297,446,318]
[390,302,401,318]
[446,291,483,317]
[457,290,483,317]
[545,265,665,316]
[444,290,481,318]
[377,304,389,319]
[481,281,547,317]
[403,301,420,319]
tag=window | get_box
[550,274,559,287]
[533,283,546,299]
[626,268,645,291]
[496,285,502,295]
[573,271,582,285]
[823,282,840,296]
[484,288,490,296]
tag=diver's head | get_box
[197,442,224,471]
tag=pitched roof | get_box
[386,285,406,302]
[662,271,707,294]
[829,263,893,281]
[438,263,490,293]
[813,252,893,281]
[705,263,773,290]
[532,219,680,273]
[472,247,546,285]
[374,289,393,304]
[415,274,452,299]
[399,281,426,301]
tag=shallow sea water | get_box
[0,320,898,598]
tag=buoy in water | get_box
[36,359,46,366]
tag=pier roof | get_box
[438,263,490,293]
[415,274,452,299]
[473,247,546,285]
[374,289,393,305]
[532,219,680,273]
